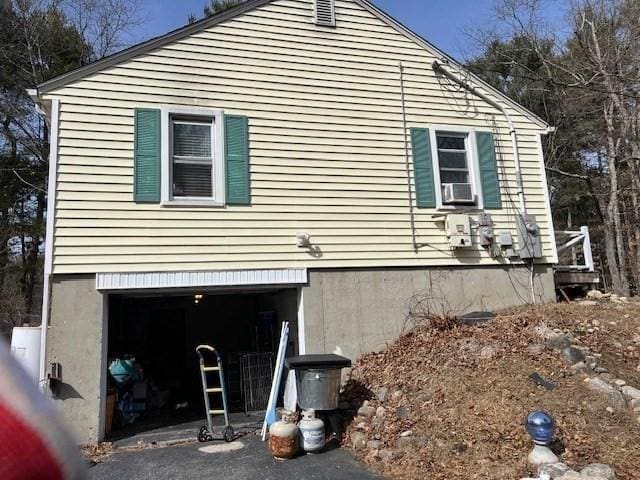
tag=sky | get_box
[136,0,569,61]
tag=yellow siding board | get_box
[45,0,553,274]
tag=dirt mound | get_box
[341,302,640,480]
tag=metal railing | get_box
[555,226,594,272]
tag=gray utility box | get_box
[286,354,351,411]
[517,214,543,259]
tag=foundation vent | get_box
[314,0,336,27]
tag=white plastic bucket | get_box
[10,326,41,382]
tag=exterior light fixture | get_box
[296,232,311,248]
[525,411,558,466]
[194,294,204,304]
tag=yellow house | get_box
[33,0,557,443]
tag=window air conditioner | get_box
[442,183,475,204]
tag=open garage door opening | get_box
[105,288,299,441]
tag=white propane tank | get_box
[10,326,41,382]
[298,409,325,453]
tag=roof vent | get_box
[314,0,335,27]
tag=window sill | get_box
[436,204,483,212]
[161,200,225,208]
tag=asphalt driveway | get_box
[88,436,379,480]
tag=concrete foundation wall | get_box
[47,275,106,444]
[302,265,555,361]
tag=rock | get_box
[612,379,626,388]
[480,345,497,360]
[530,372,557,390]
[556,473,582,480]
[587,290,604,299]
[375,387,388,403]
[400,430,413,437]
[375,406,386,418]
[562,346,586,365]
[538,462,571,478]
[355,422,367,430]
[391,390,404,402]
[415,392,432,403]
[357,405,376,418]
[594,367,608,374]
[570,361,593,375]
[599,372,614,382]
[606,406,614,413]
[528,444,559,465]
[378,449,394,461]
[580,463,616,480]
[534,324,556,340]
[371,416,384,427]
[350,431,367,450]
[395,405,410,419]
[528,343,546,355]
[621,385,640,401]
[580,301,599,306]
[585,377,627,410]
[630,399,640,409]
[366,440,381,450]
[547,334,572,350]
[397,436,415,449]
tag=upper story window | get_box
[171,117,214,198]
[160,107,226,206]
[433,130,478,207]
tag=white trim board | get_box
[537,134,558,264]
[39,98,60,387]
[96,268,308,291]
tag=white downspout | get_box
[38,96,60,390]
[432,61,527,214]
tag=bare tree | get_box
[469,0,640,295]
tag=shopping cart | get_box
[195,345,234,443]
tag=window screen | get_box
[171,119,213,198]
[437,133,470,185]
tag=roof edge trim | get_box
[37,0,548,129]
[37,0,274,94]
[353,0,549,129]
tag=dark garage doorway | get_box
[105,288,298,440]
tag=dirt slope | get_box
[341,301,640,480]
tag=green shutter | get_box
[476,132,502,209]
[224,115,250,205]
[410,127,436,208]
[133,108,161,203]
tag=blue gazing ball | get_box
[525,411,555,445]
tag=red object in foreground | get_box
[0,340,85,479]
[0,402,64,480]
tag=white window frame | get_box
[160,106,225,207]
[429,125,484,210]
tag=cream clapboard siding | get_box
[44,0,554,274]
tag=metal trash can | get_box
[285,354,351,410]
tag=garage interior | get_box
[105,288,299,439]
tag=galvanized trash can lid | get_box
[285,354,351,369]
